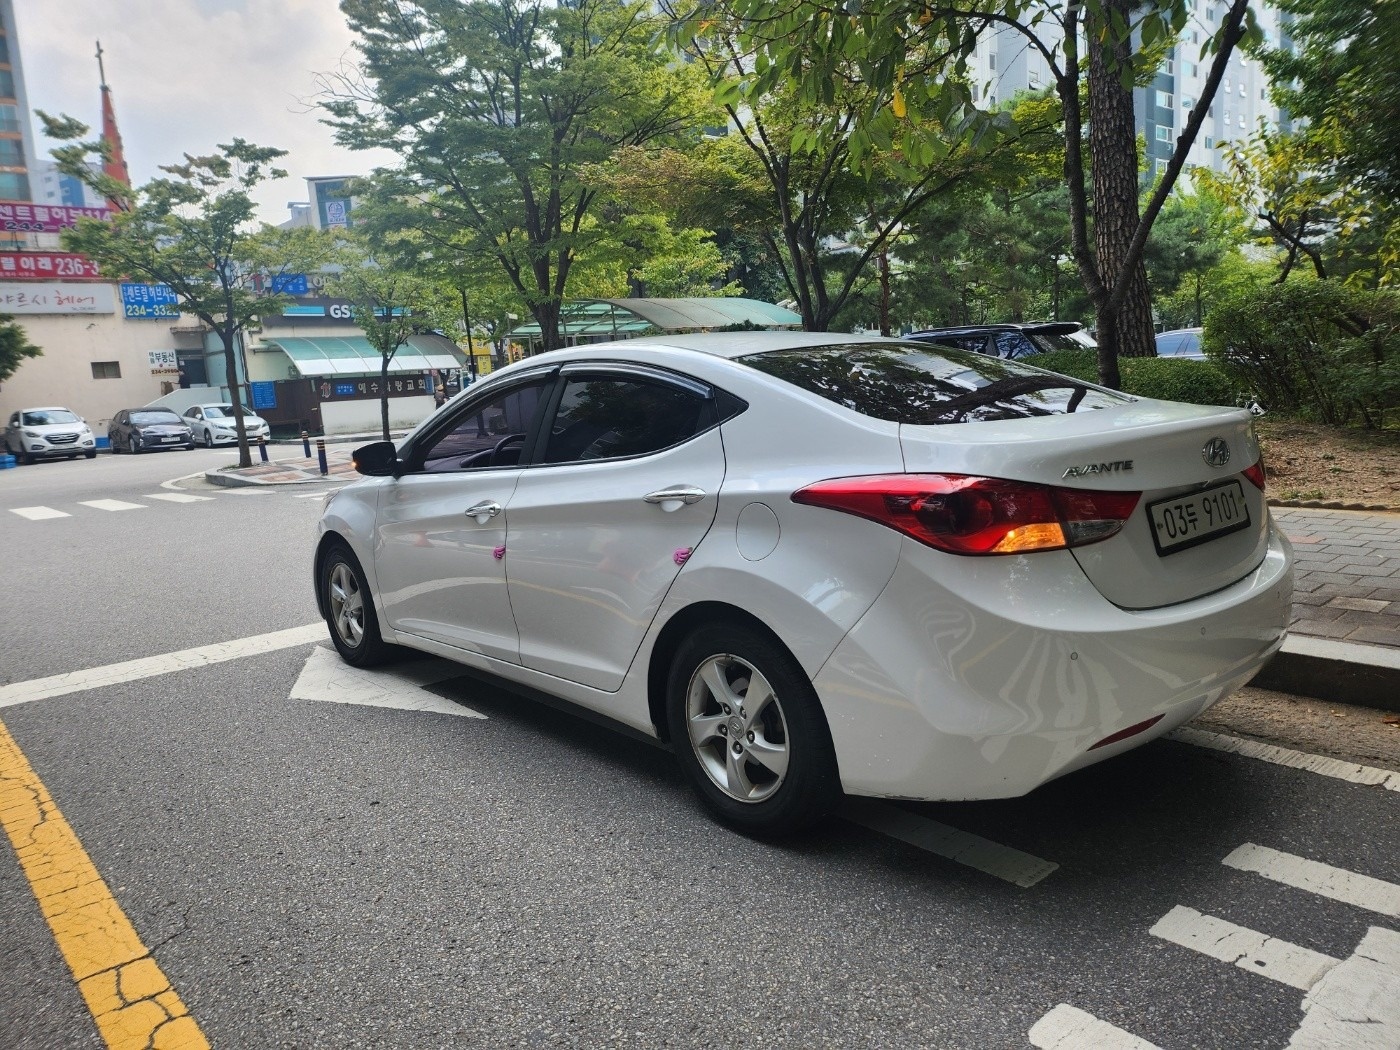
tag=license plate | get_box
[162,436,181,443]
[1147,480,1251,556]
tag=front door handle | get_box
[643,486,706,509]
[465,499,503,524]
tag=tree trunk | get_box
[221,328,252,468]
[380,354,391,442]
[878,249,892,336]
[534,299,563,352]
[1088,0,1157,370]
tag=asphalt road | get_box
[1,453,1397,1049]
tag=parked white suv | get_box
[4,407,98,463]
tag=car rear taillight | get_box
[792,474,1142,556]
[1242,456,1266,492]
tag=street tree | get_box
[39,122,324,467]
[325,0,713,352]
[1143,186,1238,327]
[0,314,40,389]
[684,0,1261,386]
[326,239,460,441]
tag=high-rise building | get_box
[962,2,1291,179]
[0,0,39,206]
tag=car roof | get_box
[522,330,907,364]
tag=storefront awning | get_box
[259,334,466,376]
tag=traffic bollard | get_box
[258,435,269,463]
[316,437,328,476]
[301,430,311,458]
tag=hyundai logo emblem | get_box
[1202,437,1231,468]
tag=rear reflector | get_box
[1088,714,1165,751]
[792,474,1141,556]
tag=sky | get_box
[16,0,398,224]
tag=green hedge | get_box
[1031,348,1243,407]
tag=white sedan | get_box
[182,403,271,447]
[313,332,1293,835]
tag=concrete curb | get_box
[203,468,347,488]
[1253,635,1400,712]
[1270,498,1400,513]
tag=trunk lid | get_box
[899,402,1270,609]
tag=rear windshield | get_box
[738,341,1130,424]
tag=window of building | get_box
[1155,158,1170,175]
[0,69,14,100]
[1205,136,1214,149]
[0,172,28,198]
[988,52,996,70]
[0,35,10,65]
[1155,90,1173,109]
[1165,59,1174,75]
[971,84,979,102]
[0,104,18,134]
[1239,83,1246,96]
[91,361,121,380]
[0,138,21,167]
[1238,115,1246,127]
[1260,88,1267,100]
[1183,97,1195,109]
[1156,126,1172,142]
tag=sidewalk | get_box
[204,452,1400,706]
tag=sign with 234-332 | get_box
[120,282,179,318]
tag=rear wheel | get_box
[319,544,394,667]
[666,624,841,836]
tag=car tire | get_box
[319,543,395,668]
[203,431,214,449]
[84,450,97,459]
[128,436,141,455]
[666,624,841,837]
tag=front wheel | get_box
[203,430,214,448]
[84,450,97,459]
[666,624,841,836]
[319,544,394,667]
[128,436,140,455]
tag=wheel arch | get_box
[313,530,354,621]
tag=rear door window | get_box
[739,341,1130,424]
[541,375,714,464]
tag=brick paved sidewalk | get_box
[206,449,361,486]
[1275,507,1400,650]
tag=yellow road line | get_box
[0,717,209,1049]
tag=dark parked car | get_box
[108,408,195,454]
[1155,327,1205,360]
[906,321,1095,360]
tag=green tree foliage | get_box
[326,237,460,440]
[1143,186,1240,327]
[39,120,324,466]
[0,314,40,388]
[677,0,1261,385]
[326,0,712,351]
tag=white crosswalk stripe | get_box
[8,506,70,520]
[1224,843,1400,918]
[78,498,146,512]
[1029,1005,1159,1050]
[1150,905,1340,990]
[143,492,215,504]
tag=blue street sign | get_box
[120,282,178,319]
[250,382,277,410]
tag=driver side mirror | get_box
[352,440,403,477]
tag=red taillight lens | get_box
[1242,456,1266,492]
[792,474,1142,556]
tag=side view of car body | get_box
[182,403,271,447]
[1155,327,1206,360]
[907,321,1095,360]
[108,408,194,453]
[314,332,1292,835]
[3,407,98,462]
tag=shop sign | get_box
[0,201,112,233]
[148,349,180,375]
[0,251,103,280]
[318,374,431,402]
[121,282,180,319]
[0,282,115,314]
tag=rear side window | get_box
[542,376,712,463]
[739,341,1130,424]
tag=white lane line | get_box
[0,624,326,709]
[1029,1005,1160,1050]
[292,491,329,499]
[1224,843,1400,918]
[842,798,1058,887]
[1171,728,1400,792]
[1291,926,1400,1049]
[290,645,485,718]
[143,492,215,503]
[1149,905,1339,991]
[78,498,145,512]
[8,506,70,520]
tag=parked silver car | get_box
[3,407,98,463]
[182,403,271,447]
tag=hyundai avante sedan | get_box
[314,332,1293,835]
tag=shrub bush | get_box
[1032,348,1242,407]
[1204,281,1400,428]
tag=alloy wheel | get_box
[328,561,365,649]
[685,654,790,803]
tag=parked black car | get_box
[108,408,195,454]
[907,321,1095,360]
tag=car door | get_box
[110,411,126,445]
[4,412,17,453]
[372,374,553,662]
[184,407,202,440]
[504,365,727,692]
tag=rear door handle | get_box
[465,500,503,524]
[643,486,706,507]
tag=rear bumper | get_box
[812,525,1294,801]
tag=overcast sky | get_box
[17,0,398,224]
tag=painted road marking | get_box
[291,491,329,499]
[143,493,215,504]
[1224,843,1400,918]
[1150,905,1339,990]
[1171,727,1400,792]
[78,499,145,512]
[842,798,1058,887]
[0,717,209,1049]
[290,645,486,718]
[9,505,71,520]
[0,624,326,709]
[1029,1004,1160,1050]
[1291,926,1400,1049]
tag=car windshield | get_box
[738,342,1129,423]
[22,410,79,425]
[132,411,183,425]
[207,405,253,418]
